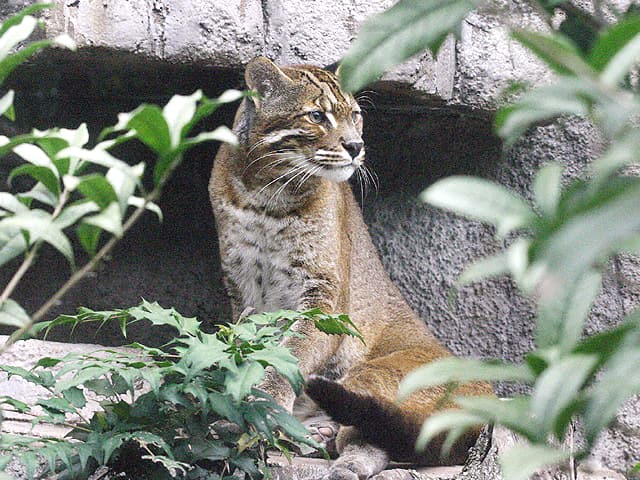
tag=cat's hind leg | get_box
[325,426,389,480]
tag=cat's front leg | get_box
[260,279,344,412]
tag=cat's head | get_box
[242,56,364,184]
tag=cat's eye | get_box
[351,111,362,123]
[308,111,325,124]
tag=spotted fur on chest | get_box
[221,205,307,312]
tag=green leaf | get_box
[0,233,27,267]
[536,270,602,350]
[592,133,640,181]
[495,78,595,146]
[339,0,477,92]
[270,409,320,446]
[54,201,100,229]
[499,444,570,480]
[0,36,75,85]
[162,90,202,148]
[12,142,59,171]
[584,348,640,442]
[77,174,119,209]
[77,222,101,257]
[116,104,172,154]
[83,202,123,237]
[249,347,304,394]
[36,357,61,368]
[36,397,77,414]
[0,192,28,215]
[208,391,245,426]
[588,16,640,71]
[0,90,14,119]
[224,361,265,403]
[62,386,87,408]
[0,395,30,413]
[0,132,43,158]
[457,251,509,286]
[153,152,181,186]
[312,312,364,343]
[54,365,107,393]
[178,340,229,377]
[0,4,53,37]
[532,179,640,296]
[9,164,61,198]
[106,163,144,215]
[0,364,40,384]
[531,354,598,434]
[421,176,536,236]
[129,300,201,335]
[416,409,485,451]
[0,209,52,244]
[398,358,533,401]
[455,396,538,440]
[592,16,640,86]
[574,317,638,364]
[533,163,563,217]
[244,402,274,443]
[0,15,38,62]
[41,225,74,265]
[0,299,30,328]
[512,29,594,77]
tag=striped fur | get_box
[209,58,493,480]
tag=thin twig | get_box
[0,247,38,305]
[3,407,93,433]
[0,155,182,353]
[0,188,69,305]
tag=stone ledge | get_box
[16,0,554,111]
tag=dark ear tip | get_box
[324,60,342,74]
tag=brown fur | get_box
[210,57,493,479]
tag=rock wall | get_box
[0,0,637,476]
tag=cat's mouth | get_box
[311,149,364,183]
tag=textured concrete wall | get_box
[0,0,638,475]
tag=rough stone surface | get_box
[38,0,554,110]
[0,0,638,477]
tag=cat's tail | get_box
[305,350,491,464]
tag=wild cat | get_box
[209,57,492,480]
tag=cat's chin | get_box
[315,165,356,183]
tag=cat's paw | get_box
[304,418,339,456]
[324,457,375,480]
[324,466,360,480]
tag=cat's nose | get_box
[343,141,364,159]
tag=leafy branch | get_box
[0,302,362,479]
[341,0,640,477]
[0,6,246,352]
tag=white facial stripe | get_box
[325,112,337,128]
[263,129,306,144]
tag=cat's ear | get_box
[245,57,293,108]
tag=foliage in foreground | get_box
[0,5,241,350]
[0,303,362,479]
[342,0,640,479]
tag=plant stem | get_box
[1,155,181,352]
[3,407,93,433]
[0,188,69,307]
[0,246,38,305]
